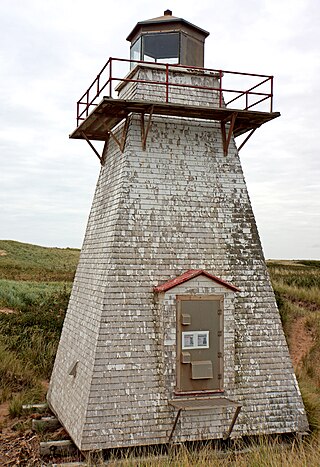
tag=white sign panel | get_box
[182,331,209,350]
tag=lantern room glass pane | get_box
[142,32,179,64]
[130,36,142,64]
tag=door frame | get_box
[175,294,224,395]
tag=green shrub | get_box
[0,279,71,313]
[0,284,70,378]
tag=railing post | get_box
[166,63,169,103]
[97,75,100,96]
[77,101,79,126]
[245,91,248,110]
[270,76,273,112]
[86,91,89,117]
[109,58,113,98]
[219,70,223,107]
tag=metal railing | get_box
[76,57,274,126]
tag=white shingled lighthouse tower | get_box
[48,10,308,452]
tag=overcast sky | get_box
[0,0,319,259]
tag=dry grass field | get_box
[0,241,319,465]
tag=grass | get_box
[0,242,320,465]
[0,281,71,378]
[0,278,71,312]
[0,241,79,411]
[0,340,36,399]
[103,438,320,466]
[0,239,79,281]
[268,259,320,434]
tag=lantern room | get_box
[127,9,209,67]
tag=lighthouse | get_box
[47,11,308,452]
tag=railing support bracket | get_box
[141,105,154,151]
[81,131,103,163]
[108,116,130,153]
[237,128,258,153]
[221,112,237,156]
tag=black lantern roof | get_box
[127,10,210,43]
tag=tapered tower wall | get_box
[47,67,308,450]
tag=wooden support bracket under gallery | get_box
[168,397,241,443]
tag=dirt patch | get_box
[0,419,80,466]
[289,316,315,371]
[285,295,319,312]
[0,428,41,466]
[0,250,7,256]
[41,380,49,392]
[0,401,9,424]
[0,407,55,465]
[0,308,17,315]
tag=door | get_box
[176,296,223,393]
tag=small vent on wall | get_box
[68,361,79,377]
